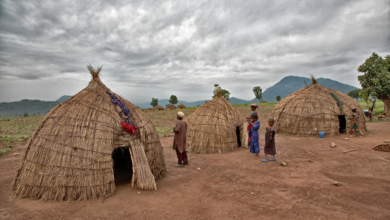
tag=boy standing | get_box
[173,111,188,167]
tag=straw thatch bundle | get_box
[153,105,164,111]
[166,104,176,110]
[12,65,166,201]
[271,77,367,136]
[177,103,186,109]
[185,90,243,153]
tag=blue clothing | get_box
[250,121,260,153]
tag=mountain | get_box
[250,76,359,102]
[0,99,59,118]
[56,95,72,102]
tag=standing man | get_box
[173,111,188,167]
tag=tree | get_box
[23,112,28,117]
[150,98,158,107]
[276,95,281,102]
[357,53,390,114]
[169,95,178,105]
[253,86,263,103]
[212,84,230,100]
[347,89,362,100]
[359,90,370,105]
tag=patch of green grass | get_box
[196,150,200,154]
[357,100,384,115]
[167,145,173,148]
[0,147,12,156]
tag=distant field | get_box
[0,100,387,156]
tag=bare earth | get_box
[1,122,389,220]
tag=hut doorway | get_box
[112,147,133,185]
[236,127,241,147]
[338,115,346,134]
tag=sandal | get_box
[261,159,269,162]
[270,158,277,161]
[174,164,184,167]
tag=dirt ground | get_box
[1,121,389,220]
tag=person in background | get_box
[351,107,361,137]
[246,104,259,147]
[262,118,276,162]
[173,111,188,167]
[249,114,260,157]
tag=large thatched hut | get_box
[271,77,367,136]
[177,103,186,109]
[153,105,164,111]
[12,66,166,201]
[185,90,244,153]
[166,104,176,110]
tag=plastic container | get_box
[319,131,325,138]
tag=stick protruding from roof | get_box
[87,64,102,78]
[311,76,318,84]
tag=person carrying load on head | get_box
[173,111,188,167]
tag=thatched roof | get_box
[185,90,243,154]
[166,104,176,110]
[271,77,367,136]
[153,105,164,110]
[177,103,186,109]
[12,65,166,201]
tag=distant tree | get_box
[253,86,263,103]
[276,95,281,102]
[359,90,370,105]
[169,95,178,105]
[205,101,208,104]
[347,89,362,100]
[212,84,230,100]
[23,112,28,117]
[150,98,158,107]
[358,53,390,114]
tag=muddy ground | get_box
[1,122,389,220]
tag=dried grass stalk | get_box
[271,77,367,136]
[12,65,164,201]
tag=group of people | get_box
[171,104,277,167]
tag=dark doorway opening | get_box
[112,147,133,185]
[236,127,242,147]
[338,115,346,134]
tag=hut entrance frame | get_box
[338,115,346,133]
[112,147,133,184]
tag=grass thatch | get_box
[177,103,186,109]
[185,90,243,153]
[153,105,164,111]
[166,104,176,110]
[12,66,165,201]
[271,77,367,136]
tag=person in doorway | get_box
[246,104,259,147]
[173,111,188,167]
[249,114,260,157]
[351,107,361,137]
[262,118,276,162]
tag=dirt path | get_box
[1,122,389,220]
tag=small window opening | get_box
[236,127,241,147]
[338,115,346,134]
[112,146,133,185]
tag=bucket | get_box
[319,131,325,138]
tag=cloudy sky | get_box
[0,0,389,103]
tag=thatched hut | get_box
[177,103,186,109]
[153,105,164,111]
[12,65,166,201]
[185,90,244,154]
[166,104,176,110]
[271,77,367,136]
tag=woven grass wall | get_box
[185,95,243,154]
[271,79,367,136]
[12,67,165,201]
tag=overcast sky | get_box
[0,0,389,103]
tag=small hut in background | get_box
[271,77,367,136]
[153,105,164,111]
[185,90,244,154]
[177,103,186,109]
[12,65,166,201]
[166,104,176,110]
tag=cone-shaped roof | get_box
[271,77,367,136]
[185,92,242,154]
[13,66,166,201]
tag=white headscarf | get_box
[177,111,185,118]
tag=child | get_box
[173,111,188,167]
[246,104,259,147]
[262,118,276,162]
[249,114,260,157]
